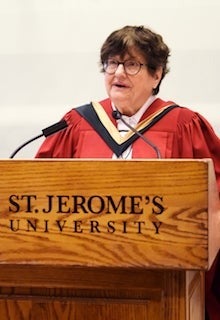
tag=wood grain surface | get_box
[0,159,216,270]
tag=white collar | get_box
[112,95,157,125]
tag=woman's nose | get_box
[114,63,126,75]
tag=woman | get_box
[36,26,220,319]
[36,25,220,192]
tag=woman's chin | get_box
[110,94,130,106]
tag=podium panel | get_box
[0,159,219,320]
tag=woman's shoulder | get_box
[148,99,218,136]
[147,98,199,122]
[61,103,92,125]
[62,98,112,124]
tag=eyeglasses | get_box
[103,59,147,75]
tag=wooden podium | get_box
[0,159,219,320]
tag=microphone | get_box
[112,110,161,158]
[9,119,68,159]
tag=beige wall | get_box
[0,0,219,158]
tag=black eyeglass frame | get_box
[103,59,148,75]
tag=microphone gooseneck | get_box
[9,120,68,159]
[112,109,161,159]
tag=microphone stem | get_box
[9,120,68,159]
[9,133,43,159]
[119,117,161,159]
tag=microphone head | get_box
[112,110,122,120]
[42,120,68,137]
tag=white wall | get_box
[0,0,219,158]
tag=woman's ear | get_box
[153,66,163,88]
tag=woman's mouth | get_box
[113,83,129,89]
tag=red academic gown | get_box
[36,98,220,191]
[36,97,220,319]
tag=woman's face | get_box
[104,49,162,116]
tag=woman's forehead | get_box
[110,47,145,60]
